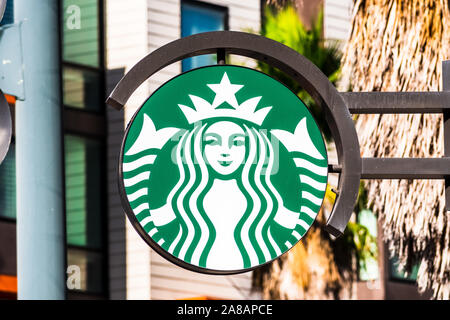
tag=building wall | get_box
[106,0,261,300]
[323,0,353,42]
[106,0,152,300]
[106,68,126,300]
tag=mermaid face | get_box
[203,121,246,176]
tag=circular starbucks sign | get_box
[119,65,328,274]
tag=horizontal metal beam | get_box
[361,158,450,179]
[443,60,450,212]
[341,92,450,114]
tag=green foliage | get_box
[356,181,370,213]
[344,182,379,275]
[258,6,342,140]
[344,221,378,264]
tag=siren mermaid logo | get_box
[120,66,328,273]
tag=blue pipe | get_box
[14,0,65,299]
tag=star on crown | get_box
[178,72,272,126]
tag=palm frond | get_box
[340,0,450,300]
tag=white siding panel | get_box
[148,10,180,26]
[228,7,260,25]
[325,3,353,19]
[324,0,353,41]
[151,265,253,289]
[148,22,180,37]
[106,0,152,300]
[151,278,255,300]
[148,0,180,14]
[151,253,253,281]
[326,16,351,32]
[327,28,351,42]
[206,0,259,10]
[148,33,181,48]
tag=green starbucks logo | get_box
[120,66,328,273]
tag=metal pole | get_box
[14,0,65,299]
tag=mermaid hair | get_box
[166,120,284,269]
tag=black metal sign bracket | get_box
[106,31,449,238]
[339,62,450,215]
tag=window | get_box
[63,0,104,113]
[63,66,103,112]
[389,256,419,282]
[357,209,379,281]
[181,0,228,71]
[63,0,100,68]
[62,0,107,297]
[67,247,104,293]
[65,135,103,249]
[0,0,14,26]
[0,142,16,220]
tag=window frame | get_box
[62,0,106,115]
[180,0,229,72]
[181,0,229,31]
[61,0,109,299]
[387,255,420,284]
[0,125,16,224]
[62,62,106,115]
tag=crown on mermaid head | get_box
[178,72,272,126]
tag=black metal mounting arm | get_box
[341,91,450,114]
[106,31,449,237]
[106,31,361,238]
[339,60,450,212]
